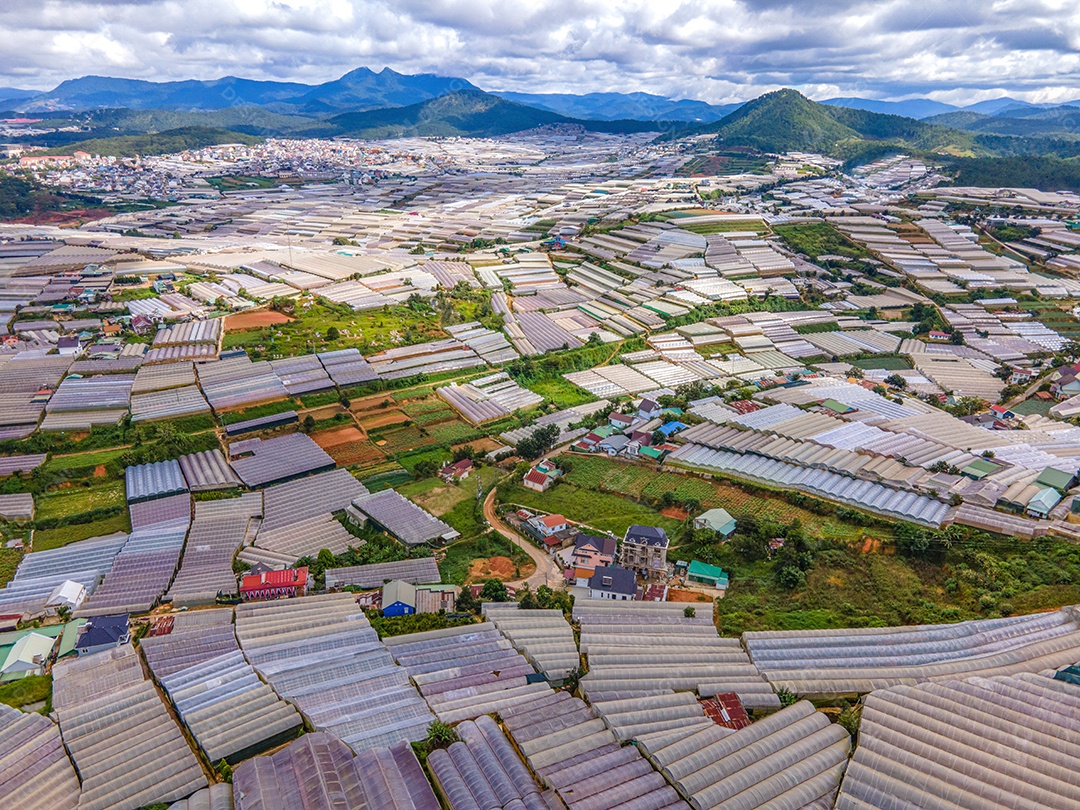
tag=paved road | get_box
[483,486,565,591]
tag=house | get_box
[414,584,458,614]
[1027,487,1062,519]
[693,508,737,538]
[638,445,667,462]
[608,412,635,430]
[620,525,670,576]
[572,534,617,572]
[638,398,661,420]
[657,421,688,439]
[960,459,1002,481]
[1009,368,1038,386]
[76,614,130,656]
[523,468,553,492]
[587,565,637,601]
[240,567,309,601]
[45,580,87,613]
[0,632,56,682]
[382,580,417,616]
[598,434,630,456]
[56,335,81,357]
[988,404,1016,420]
[439,459,474,482]
[928,330,952,342]
[525,513,569,539]
[687,560,730,591]
[1052,367,1080,399]
[1034,466,1077,493]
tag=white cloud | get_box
[0,0,1076,106]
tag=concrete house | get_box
[76,614,130,657]
[382,580,418,616]
[526,513,569,538]
[0,632,56,681]
[572,534,617,573]
[620,525,670,576]
[587,565,637,601]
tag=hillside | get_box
[44,126,262,158]
[667,89,978,161]
[927,106,1080,138]
[329,89,661,138]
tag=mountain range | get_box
[6,66,1080,126]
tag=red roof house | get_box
[240,566,309,601]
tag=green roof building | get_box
[960,459,1001,480]
[687,560,729,590]
[1034,467,1077,493]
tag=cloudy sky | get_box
[3,0,1080,104]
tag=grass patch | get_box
[443,498,488,540]
[219,399,298,425]
[221,301,446,359]
[438,532,532,586]
[849,355,912,371]
[526,377,598,409]
[33,511,131,551]
[45,446,132,474]
[395,446,453,473]
[366,612,476,638]
[36,481,125,521]
[360,467,413,492]
[498,479,683,536]
[399,478,472,517]
[1011,398,1053,416]
[773,222,872,261]
[0,674,50,711]
[0,547,21,587]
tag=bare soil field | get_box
[224,311,294,330]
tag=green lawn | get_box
[497,480,683,536]
[443,497,488,539]
[438,532,532,586]
[773,222,873,260]
[219,399,298,425]
[33,511,131,551]
[36,481,126,521]
[0,674,50,711]
[1011,398,1053,416]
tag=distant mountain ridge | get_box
[666,89,978,162]
[19,68,479,115]
[328,89,663,138]
[493,91,739,122]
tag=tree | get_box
[884,374,907,390]
[413,460,439,478]
[516,424,560,459]
[480,578,510,602]
[586,331,603,346]
[302,415,316,433]
[846,366,864,379]
[424,720,459,750]
[456,586,479,614]
[326,326,340,341]
[518,586,539,610]
[216,760,233,784]
[950,329,965,345]
[683,606,696,618]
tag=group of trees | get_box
[518,584,574,614]
[515,424,560,459]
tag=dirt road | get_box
[483,487,565,591]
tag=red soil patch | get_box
[15,208,113,226]
[660,506,689,520]
[667,588,712,603]
[93,465,107,478]
[311,426,364,448]
[224,310,294,331]
[356,410,409,429]
[326,442,385,467]
[452,437,503,454]
[467,555,533,584]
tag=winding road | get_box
[483,486,565,591]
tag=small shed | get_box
[382,580,417,616]
[1028,487,1062,519]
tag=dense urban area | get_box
[4,80,1080,810]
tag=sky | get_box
[3,0,1080,105]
